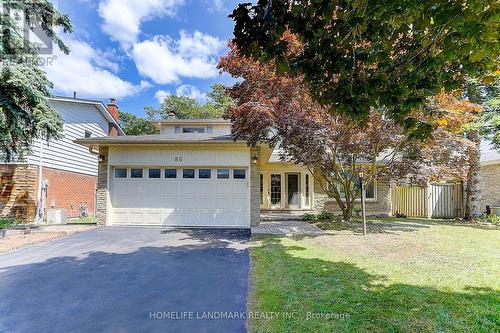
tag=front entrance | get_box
[260,171,312,210]
[286,173,300,208]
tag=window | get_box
[182,127,204,133]
[336,179,376,200]
[131,168,143,178]
[114,168,127,178]
[199,169,211,179]
[217,169,230,179]
[165,169,177,178]
[149,169,161,178]
[233,169,246,179]
[84,130,92,138]
[183,169,195,178]
[305,174,310,205]
[207,126,213,134]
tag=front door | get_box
[286,173,300,209]
[270,174,282,208]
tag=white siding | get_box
[27,101,109,176]
[109,146,250,167]
[160,124,231,135]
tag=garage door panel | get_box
[110,167,249,228]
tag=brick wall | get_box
[480,163,500,211]
[0,164,37,223]
[314,176,392,217]
[95,147,109,226]
[42,167,97,218]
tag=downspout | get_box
[35,140,44,223]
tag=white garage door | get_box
[109,167,249,228]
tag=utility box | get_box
[46,209,67,225]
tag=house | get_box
[0,96,124,222]
[479,140,500,212]
[76,116,390,228]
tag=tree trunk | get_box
[342,202,354,221]
[464,131,481,221]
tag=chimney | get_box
[107,98,119,136]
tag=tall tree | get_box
[230,1,499,136]
[145,84,234,120]
[118,111,159,136]
[219,44,477,221]
[0,0,72,160]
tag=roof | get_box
[49,96,125,136]
[153,118,231,125]
[480,140,500,165]
[75,133,246,148]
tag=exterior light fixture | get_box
[252,156,258,164]
[98,154,105,162]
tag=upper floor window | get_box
[84,130,92,138]
[182,127,205,133]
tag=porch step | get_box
[260,211,313,222]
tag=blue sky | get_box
[44,0,241,116]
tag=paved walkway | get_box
[252,220,323,236]
[0,227,250,333]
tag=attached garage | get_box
[102,142,252,228]
[110,166,249,227]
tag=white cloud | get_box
[154,90,170,103]
[98,0,184,48]
[176,84,206,102]
[207,0,225,12]
[43,37,150,99]
[132,31,225,84]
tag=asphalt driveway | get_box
[0,227,250,333]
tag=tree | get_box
[118,111,159,136]
[145,84,234,120]
[230,1,499,135]
[0,0,72,160]
[464,75,500,149]
[219,43,478,221]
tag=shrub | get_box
[317,211,335,220]
[0,218,15,229]
[302,213,317,221]
[353,205,362,216]
[480,214,500,225]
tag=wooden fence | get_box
[391,183,463,219]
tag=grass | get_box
[67,216,96,224]
[249,218,500,332]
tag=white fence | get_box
[391,183,463,219]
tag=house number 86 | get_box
[175,156,183,162]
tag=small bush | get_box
[317,211,335,220]
[480,214,500,225]
[302,213,317,221]
[0,218,16,229]
[353,205,362,216]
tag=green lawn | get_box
[67,216,96,224]
[249,218,500,332]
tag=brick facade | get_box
[0,164,38,223]
[480,163,500,211]
[313,177,392,217]
[95,147,109,226]
[42,167,97,218]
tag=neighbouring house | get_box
[75,117,392,228]
[479,140,500,213]
[0,96,124,222]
